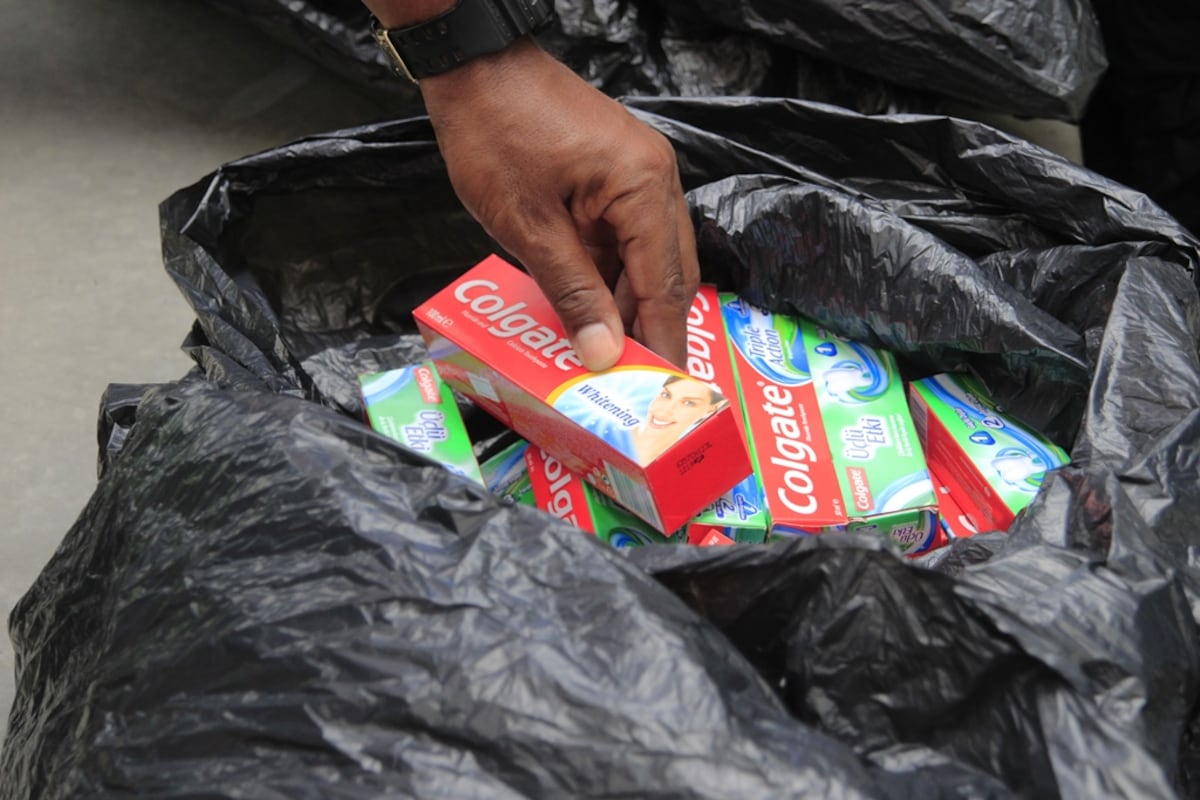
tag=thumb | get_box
[510,217,626,372]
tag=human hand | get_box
[418,38,699,370]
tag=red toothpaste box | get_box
[687,525,737,547]
[935,484,976,542]
[526,446,741,548]
[526,447,686,548]
[414,255,751,533]
[687,285,768,536]
[908,373,1070,533]
[931,466,987,540]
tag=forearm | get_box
[363,0,456,28]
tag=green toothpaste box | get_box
[359,362,485,486]
[722,296,940,555]
[908,373,1070,532]
[480,438,536,506]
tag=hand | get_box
[418,39,700,370]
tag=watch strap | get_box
[373,0,554,82]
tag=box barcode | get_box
[604,461,662,530]
[467,371,499,403]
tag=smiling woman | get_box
[631,375,727,465]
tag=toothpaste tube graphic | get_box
[414,255,751,533]
[812,337,894,405]
[723,296,939,555]
[990,447,1052,492]
[908,373,1070,531]
[358,362,485,486]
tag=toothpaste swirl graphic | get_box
[813,339,893,404]
[606,527,659,548]
[991,447,1050,492]
[721,298,812,386]
[872,471,936,513]
[360,368,416,404]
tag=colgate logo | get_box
[453,279,583,371]
[539,449,579,526]
[685,290,720,393]
[415,366,440,404]
[846,466,873,512]
[759,381,819,515]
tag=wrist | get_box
[370,0,554,83]
[364,0,456,29]
[420,37,546,104]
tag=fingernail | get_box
[575,322,622,371]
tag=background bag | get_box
[5,100,1200,798]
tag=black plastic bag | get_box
[653,0,1107,120]
[205,0,1105,120]
[204,0,417,99]
[1081,0,1200,235]
[205,0,778,101]
[6,100,1200,798]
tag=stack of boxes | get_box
[908,373,1069,536]
[358,255,1069,555]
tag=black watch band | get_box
[372,0,554,83]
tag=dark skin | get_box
[364,0,699,370]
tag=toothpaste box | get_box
[526,446,762,547]
[359,362,484,486]
[480,438,536,506]
[934,478,981,541]
[686,285,769,536]
[908,373,1070,532]
[695,525,768,544]
[721,296,941,555]
[687,525,737,547]
[414,255,752,533]
[526,446,685,548]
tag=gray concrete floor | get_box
[0,0,397,742]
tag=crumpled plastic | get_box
[5,99,1200,798]
[653,0,1107,119]
[204,0,776,101]
[204,0,1106,120]
[204,0,417,99]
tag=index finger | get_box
[606,173,699,368]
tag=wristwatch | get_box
[372,0,555,83]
